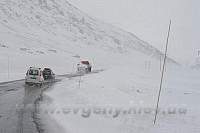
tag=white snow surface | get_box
[0,0,199,133]
[40,66,200,133]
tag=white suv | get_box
[25,67,44,86]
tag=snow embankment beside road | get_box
[39,65,200,133]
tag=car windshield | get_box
[43,70,50,74]
[29,70,39,75]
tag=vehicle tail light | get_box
[40,71,42,76]
[26,70,28,75]
[50,75,52,78]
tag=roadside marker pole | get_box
[8,55,9,79]
[160,54,162,71]
[78,69,82,88]
[154,20,171,124]
[78,75,81,88]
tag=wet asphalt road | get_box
[0,70,103,133]
[0,73,81,133]
[0,79,57,133]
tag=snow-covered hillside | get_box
[0,0,168,57]
[0,0,177,82]
[67,0,200,64]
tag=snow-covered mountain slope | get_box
[67,0,200,64]
[0,0,174,62]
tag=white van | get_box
[25,67,44,86]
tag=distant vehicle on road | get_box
[43,68,55,79]
[25,67,44,86]
[77,61,92,73]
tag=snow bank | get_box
[40,65,200,133]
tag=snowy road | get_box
[0,73,91,133]
[0,78,59,133]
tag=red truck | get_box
[77,61,92,72]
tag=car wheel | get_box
[35,83,41,87]
[40,82,43,87]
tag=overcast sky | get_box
[67,0,200,63]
